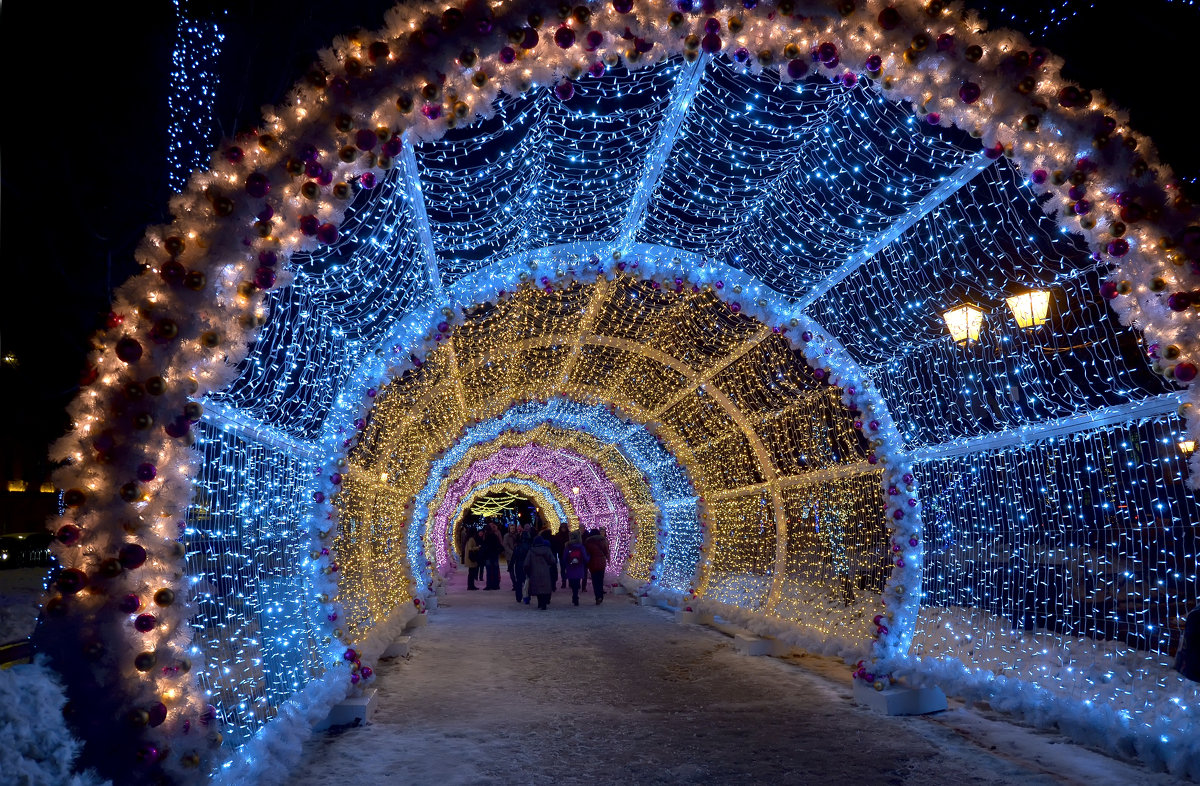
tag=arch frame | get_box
[422,429,660,576]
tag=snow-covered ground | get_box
[282,573,1186,785]
[0,567,45,642]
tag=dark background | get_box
[1,0,1197,531]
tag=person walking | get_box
[482,522,504,590]
[585,527,610,604]
[551,522,570,588]
[562,531,589,606]
[524,529,557,610]
[462,528,482,591]
[510,530,533,604]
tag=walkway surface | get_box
[292,574,1180,785]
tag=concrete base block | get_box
[768,639,794,657]
[314,688,378,731]
[637,595,655,606]
[733,633,772,656]
[381,635,411,659]
[852,680,947,716]
[676,609,701,625]
[405,614,427,630]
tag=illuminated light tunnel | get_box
[449,478,569,541]
[33,0,1200,781]
[429,444,641,575]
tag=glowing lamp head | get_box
[942,303,985,344]
[1179,439,1196,458]
[1005,290,1051,329]
[571,486,580,495]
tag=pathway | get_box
[291,574,1180,785]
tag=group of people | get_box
[462,521,610,610]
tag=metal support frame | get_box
[199,399,324,461]
[907,392,1187,462]
[400,134,446,303]
[614,55,709,251]
[792,152,994,312]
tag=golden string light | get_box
[336,275,883,644]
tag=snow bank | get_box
[0,567,46,643]
[0,656,108,785]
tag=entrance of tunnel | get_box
[33,0,1200,781]
[329,274,903,648]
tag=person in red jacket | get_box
[584,528,610,605]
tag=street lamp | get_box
[942,303,985,344]
[1005,290,1051,329]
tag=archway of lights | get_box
[427,442,647,576]
[452,479,569,538]
[37,0,1200,781]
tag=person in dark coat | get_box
[462,529,482,590]
[1175,606,1200,682]
[585,528,610,604]
[562,530,590,606]
[551,522,570,588]
[510,530,533,604]
[524,530,558,610]
[482,522,504,590]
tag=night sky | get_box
[1,0,1197,491]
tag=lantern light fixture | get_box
[1005,290,1052,329]
[942,303,986,344]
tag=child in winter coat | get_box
[562,531,589,606]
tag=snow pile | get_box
[911,604,1199,716]
[0,567,46,642]
[903,604,1200,778]
[0,656,108,785]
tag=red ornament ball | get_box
[57,568,88,595]
[254,266,277,290]
[119,543,148,570]
[56,524,82,546]
[878,6,901,29]
[245,172,270,199]
[134,613,157,633]
[115,337,144,364]
[1176,362,1198,383]
[355,129,377,152]
[148,703,168,727]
